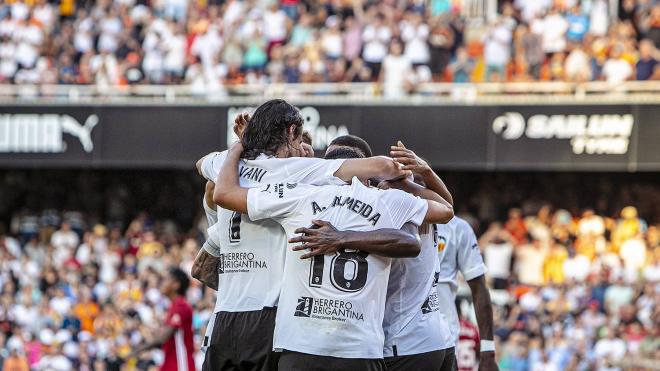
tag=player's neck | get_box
[274,147,289,158]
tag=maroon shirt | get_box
[161,296,195,371]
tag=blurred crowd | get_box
[0,170,658,370]
[476,205,659,370]
[0,214,216,370]
[0,0,659,95]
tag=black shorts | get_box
[385,348,451,371]
[278,350,386,371]
[202,308,279,371]
[439,347,457,371]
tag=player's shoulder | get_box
[371,182,417,200]
[450,217,473,233]
[202,150,227,162]
[173,296,193,314]
[257,180,318,196]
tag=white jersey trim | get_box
[175,329,188,371]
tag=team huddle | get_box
[191,99,497,371]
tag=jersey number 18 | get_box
[308,250,369,292]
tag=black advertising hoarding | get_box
[0,102,658,171]
[487,105,637,171]
[0,105,225,168]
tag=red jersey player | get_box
[132,267,195,371]
[457,318,480,371]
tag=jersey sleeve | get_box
[284,158,347,186]
[200,151,227,182]
[455,220,487,281]
[202,223,222,256]
[246,182,310,221]
[203,197,218,226]
[381,189,429,229]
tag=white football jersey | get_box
[247,179,429,359]
[200,151,346,312]
[383,223,453,357]
[436,217,487,347]
[201,197,218,354]
[203,197,218,227]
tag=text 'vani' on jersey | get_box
[200,151,346,312]
[247,178,428,359]
[436,217,487,346]
[383,223,453,357]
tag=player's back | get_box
[383,223,453,357]
[201,151,346,312]
[245,178,428,358]
[435,217,486,343]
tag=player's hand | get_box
[290,220,343,259]
[390,141,431,174]
[233,112,250,139]
[301,142,315,158]
[479,352,499,371]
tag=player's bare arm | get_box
[390,140,453,206]
[130,325,176,358]
[467,275,499,371]
[214,142,249,213]
[191,247,219,290]
[333,156,412,183]
[288,220,421,259]
[190,181,220,290]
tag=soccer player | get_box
[214,142,454,371]
[301,141,457,370]
[192,180,219,290]
[197,100,420,371]
[436,217,499,371]
[379,142,456,371]
[131,267,195,371]
[325,134,374,158]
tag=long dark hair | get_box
[241,99,304,160]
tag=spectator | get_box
[602,45,633,83]
[263,2,288,56]
[593,327,627,369]
[540,7,569,54]
[589,0,610,37]
[566,6,589,42]
[50,222,79,251]
[428,17,454,81]
[380,39,411,98]
[517,23,544,79]
[400,12,430,67]
[515,238,546,286]
[636,39,658,80]
[483,18,512,82]
[321,17,343,60]
[362,14,391,79]
[565,42,592,81]
[448,47,474,83]
[481,223,514,289]
[342,15,363,63]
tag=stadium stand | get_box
[0,0,658,94]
